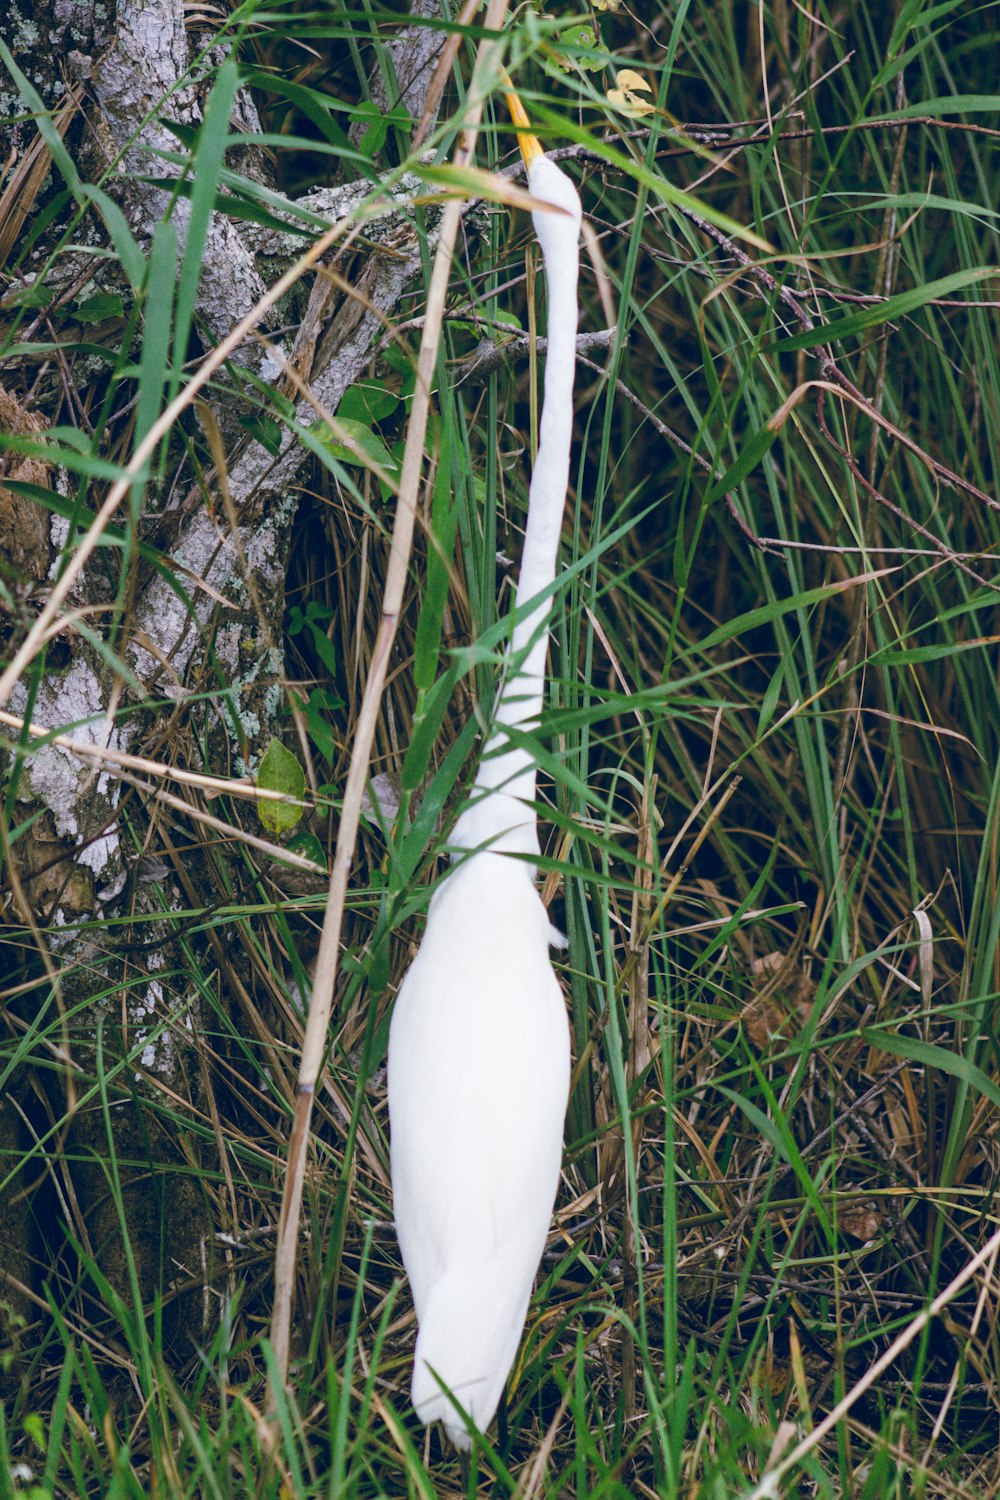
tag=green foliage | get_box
[257,737,306,832]
[2,0,1000,1496]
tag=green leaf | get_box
[257,739,306,834]
[78,184,147,292]
[862,1029,1000,1113]
[690,571,890,657]
[0,41,81,196]
[772,266,996,352]
[140,172,324,238]
[877,93,1000,120]
[383,344,417,401]
[314,416,399,477]
[411,434,459,694]
[237,411,283,456]
[336,379,399,425]
[136,219,176,450]
[287,829,326,869]
[552,23,604,71]
[73,293,125,324]
[0,432,130,482]
[289,602,338,677]
[302,691,338,763]
[703,422,781,505]
[237,366,297,422]
[289,687,339,764]
[173,60,241,380]
[241,69,358,155]
[871,635,999,666]
[5,283,55,310]
[858,191,999,226]
[352,101,389,161]
[757,660,785,737]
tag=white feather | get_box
[389,855,570,1447]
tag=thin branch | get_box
[0,196,393,709]
[745,1223,1000,1499]
[455,324,617,383]
[0,706,303,808]
[576,355,778,554]
[267,0,513,1400]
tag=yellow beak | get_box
[502,74,544,168]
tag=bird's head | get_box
[503,78,582,249]
[503,80,545,171]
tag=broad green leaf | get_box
[289,601,338,677]
[862,1029,1000,1112]
[352,101,389,161]
[552,24,604,71]
[237,411,283,456]
[74,293,125,324]
[287,829,326,869]
[383,344,417,401]
[257,739,306,834]
[300,689,339,763]
[315,416,399,477]
[336,380,400,425]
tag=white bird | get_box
[387,90,582,1451]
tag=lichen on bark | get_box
[0,0,446,1365]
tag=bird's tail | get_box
[411,1264,529,1450]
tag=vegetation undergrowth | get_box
[1,1,999,1496]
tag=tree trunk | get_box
[1,0,442,1360]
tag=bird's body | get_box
[388,853,569,1445]
[388,130,582,1451]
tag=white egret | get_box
[387,89,582,1451]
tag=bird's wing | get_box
[388,857,569,1313]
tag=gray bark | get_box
[0,0,443,1355]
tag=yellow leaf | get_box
[606,69,656,118]
[615,69,652,94]
[606,89,655,118]
[593,0,622,9]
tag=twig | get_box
[455,325,617,383]
[0,194,397,709]
[576,355,778,553]
[0,706,299,806]
[266,0,513,1400]
[744,1223,1000,1499]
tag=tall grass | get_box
[2,1,999,1495]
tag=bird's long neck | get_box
[451,161,581,861]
